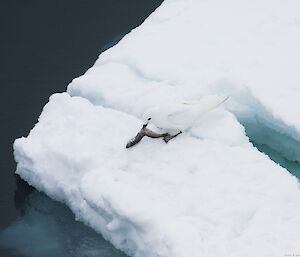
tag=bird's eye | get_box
[148,118,151,121]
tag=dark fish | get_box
[126,126,169,148]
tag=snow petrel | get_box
[126,95,228,148]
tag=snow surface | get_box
[14,0,300,257]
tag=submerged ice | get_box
[14,0,300,257]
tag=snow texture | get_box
[14,0,300,257]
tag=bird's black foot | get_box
[163,131,182,143]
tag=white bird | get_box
[143,95,228,130]
[126,95,228,148]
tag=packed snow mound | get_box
[15,93,300,257]
[14,0,300,256]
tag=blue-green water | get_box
[253,143,300,179]
[242,120,300,180]
[0,188,127,257]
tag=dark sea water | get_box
[0,1,162,256]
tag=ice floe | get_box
[14,0,300,256]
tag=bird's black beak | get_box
[142,123,148,129]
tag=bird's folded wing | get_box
[166,109,194,127]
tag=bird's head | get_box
[142,109,154,127]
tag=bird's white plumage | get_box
[143,95,229,131]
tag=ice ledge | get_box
[14,93,300,257]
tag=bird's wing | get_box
[183,96,229,106]
[166,107,194,127]
[182,100,202,105]
[164,96,229,129]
